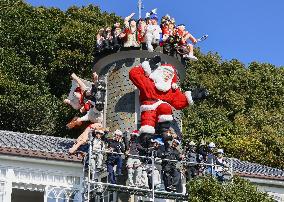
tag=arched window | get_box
[47,187,81,202]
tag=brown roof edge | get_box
[234,171,284,181]
[0,146,84,163]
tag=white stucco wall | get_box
[0,154,84,202]
[243,177,284,202]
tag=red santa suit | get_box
[129,61,193,134]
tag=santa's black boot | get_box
[139,133,154,148]
[156,121,172,135]
[156,121,173,150]
[191,87,209,102]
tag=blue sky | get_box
[26,0,284,67]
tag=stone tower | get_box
[93,50,185,135]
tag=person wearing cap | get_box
[91,128,106,171]
[215,149,229,182]
[145,13,162,52]
[196,140,207,175]
[175,24,198,61]
[137,18,147,47]
[111,22,123,51]
[106,129,125,184]
[101,27,112,51]
[185,140,198,181]
[206,142,217,176]
[197,140,207,162]
[146,137,165,190]
[96,28,105,53]
[162,139,183,192]
[121,12,140,48]
[125,130,146,187]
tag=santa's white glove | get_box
[141,61,151,76]
[185,91,194,105]
[172,83,178,90]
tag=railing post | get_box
[151,150,155,202]
[87,132,93,202]
[230,159,233,181]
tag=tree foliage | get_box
[0,0,120,136]
[182,50,284,169]
[187,176,274,202]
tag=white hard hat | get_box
[208,142,216,148]
[217,149,224,154]
[189,141,196,146]
[114,129,123,136]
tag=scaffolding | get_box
[82,134,233,202]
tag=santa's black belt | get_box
[144,99,159,102]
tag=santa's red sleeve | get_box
[169,89,193,110]
[129,64,151,90]
[129,61,151,89]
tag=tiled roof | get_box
[0,130,84,163]
[227,158,284,181]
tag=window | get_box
[0,182,4,202]
[47,187,81,202]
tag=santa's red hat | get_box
[130,130,139,136]
[159,64,178,90]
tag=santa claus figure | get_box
[129,56,208,144]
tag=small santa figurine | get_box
[175,24,198,61]
[129,56,208,145]
[145,14,162,52]
[122,13,140,48]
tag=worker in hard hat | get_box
[206,142,217,175]
[162,139,183,192]
[185,140,198,181]
[215,149,229,182]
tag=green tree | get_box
[0,0,121,136]
[187,176,274,202]
[182,50,284,169]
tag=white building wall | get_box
[243,177,284,202]
[0,154,84,202]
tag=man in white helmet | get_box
[215,149,229,182]
[162,139,183,192]
[91,128,106,171]
[106,129,125,184]
[206,142,217,175]
[125,130,145,187]
[185,141,198,181]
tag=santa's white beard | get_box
[149,69,172,92]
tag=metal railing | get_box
[83,136,233,202]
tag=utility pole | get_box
[138,0,143,19]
